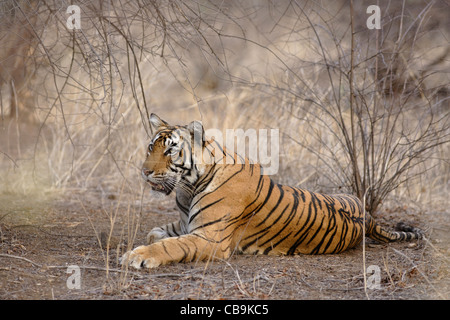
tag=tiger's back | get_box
[188,160,366,257]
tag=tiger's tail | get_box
[365,214,423,243]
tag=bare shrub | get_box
[249,0,450,214]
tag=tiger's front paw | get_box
[120,245,160,269]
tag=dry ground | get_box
[0,116,449,301]
[0,187,448,300]
[0,0,449,303]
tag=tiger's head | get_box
[141,114,205,195]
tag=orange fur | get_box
[122,114,422,269]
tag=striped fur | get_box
[121,114,422,269]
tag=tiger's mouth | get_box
[147,180,174,195]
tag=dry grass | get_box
[1,1,448,198]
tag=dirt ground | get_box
[0,188,449,300]
[0,119,448,300]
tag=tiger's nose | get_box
[142,169,153,177]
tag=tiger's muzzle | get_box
[142,169,174,195]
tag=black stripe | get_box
[177,240,189,263]
[296,188,306,202]
[333,219,349,253]
[170,222,180,236]
[287,201,315,255]
[259,203,290,247]
[284,187,300,224]
[311,192,322,211]
[236,175,266,220]
[190,217,225,233]
[294,201,313,236]
[173,161,191,171]
[311,210,337,254]
[213,164,245,190]
[190,166,245,212]
[255,184,284,228]
[248,178,276,218]
[240,230,270,252]
[194,167,217,194]
[176,197,189,216]
[188,197,224,224]
[256,175,264,196]
[305,214,326,246]
[161,241,173,258]
[263,232,292,255]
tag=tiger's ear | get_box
[149,113,168,129]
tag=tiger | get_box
[121,113,422,269]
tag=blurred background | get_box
[0,0,448,214]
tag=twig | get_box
[9,224,93,238]
[362,183,374,299]
[0,253,203,279]
[0,253,43,268]
[0,150,18,169]
[390,247,446,299]
[422,236,450,263]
